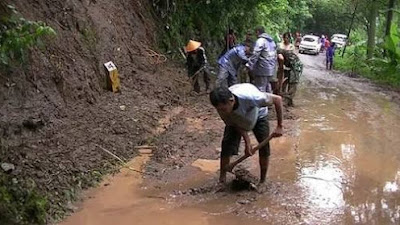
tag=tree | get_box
[367,0,378,59]
[384,0,396,57]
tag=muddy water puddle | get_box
[292,54,400,224]
[61,54,400,224]
[59,150,269,225]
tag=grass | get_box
[335,46,400,88]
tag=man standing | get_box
[216,40,253,88]
[246,26,277,93]
[326,42,335,70]
[209,83,283,185]
[185,40,211,93]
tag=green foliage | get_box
[0,5,56,69]
[383,23,400,64]
[304,0,353,35]
[154,0,313,61]
[0,174,48,225]
[336,26,400,87]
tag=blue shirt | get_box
[218,45,249,77]
[326,46,335,58]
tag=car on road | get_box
[331,34,347,48]
[299,35,321,55]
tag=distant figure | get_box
[185,40,211,93]
[219,29,237,58]
[320,35,326,52]
[227,28,237,49]
[294,32,301,49]
[326,42,335,70]
[325,38,330,51]
[245,29,253,42]
[238,30,254,83]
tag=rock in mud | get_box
[1,162,15,173]
[237,199,251,205]
[22,118,44,130]
[231,168,258,191]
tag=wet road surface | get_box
[60,54,400,225]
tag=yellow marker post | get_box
[104,61,121,93]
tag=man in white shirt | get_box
[209,83,283,184]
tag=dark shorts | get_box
[221,117,270,158]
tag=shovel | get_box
[225,133,275,173]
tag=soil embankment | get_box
[0,0,189,222]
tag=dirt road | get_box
[60,53,400,225]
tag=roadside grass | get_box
[335,46,400,88]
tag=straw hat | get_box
[185,40,201,52]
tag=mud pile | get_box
[0,0,188,221]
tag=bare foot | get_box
[214,182,227,193]
[256,182,268,193]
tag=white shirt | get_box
[220,83,273,131]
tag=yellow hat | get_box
[185,40,201,52]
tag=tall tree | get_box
[384,0,396,57]
[384,0,396,37]
[367,0,378,59]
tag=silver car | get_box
[331,34,347,48]
[299,35,322,55]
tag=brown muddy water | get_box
[60,54,400,225]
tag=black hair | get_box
[283,32,291,39]
[243,39,254,52]
[255,26,265,34]
[244,39,253,47]
[209,87,233,107]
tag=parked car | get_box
[331,34,347,48]
[299,35,322,55]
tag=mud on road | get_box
[61,53,400,225]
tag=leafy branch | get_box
[0,5,56,69]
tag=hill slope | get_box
[0,0,188,223]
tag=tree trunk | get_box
[367,1,378,59]
[385,0,396,36]
[384,0,396,56]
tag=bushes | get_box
[335,31,400,87]
[0,174,48,225]
[0,4,56,70]
[152,0,309,62]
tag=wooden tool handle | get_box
[226,134,274,172]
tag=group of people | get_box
[183,26,308,187]
[185,26,303,106]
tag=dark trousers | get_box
[191,68,211,93]
[221,117,270,158]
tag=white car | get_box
[299,35,322,55]
[331,34,347,48]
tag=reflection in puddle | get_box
[383,182,399,193]
[340,144,355,160]
[299,163,345,209]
